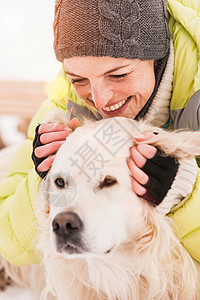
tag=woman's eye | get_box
[71,78,87,84]
[109,73,128,79]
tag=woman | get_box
[0,0,200,266]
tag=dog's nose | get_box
[52,212,83,237]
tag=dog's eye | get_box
[54,177,65,189]
[99,176,117,188]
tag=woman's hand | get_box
[127,132,156,195]
[32,118,81,179]
[127,132,179,206]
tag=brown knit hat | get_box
[53,0,170,62]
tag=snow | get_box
[0,286,35,300]
[0,116,25,146]
[0,0,60,82]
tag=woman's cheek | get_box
[72,85,87,100]
[138,73,155,100]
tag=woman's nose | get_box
[90,83,113,109]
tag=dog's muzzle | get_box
[52,212,85,254]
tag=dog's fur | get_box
[1,117,200,299]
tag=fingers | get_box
[40,130,71,144]
[68,118,81,131]
[129,144,157,167]
[38,118,81,134]
[38,119,81,145]
[127,132,157,196]
[34,141,65,158]
[37,155,56,172]
[134,131,155,142]
[38,123,72,134]
[136,144,157,159]
[131,178,147,196]
[127,157,149,185]
[129,146,146,168]
[127,156,147,196]
[36,119,79,157]
[33,119,82,177]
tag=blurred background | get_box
[0,3,61,297]
[0,0,60,149]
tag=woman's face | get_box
[64,56,155,119]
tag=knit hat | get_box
[53,0,170,62]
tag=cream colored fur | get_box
[1,116,200,299]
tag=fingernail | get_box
[65,126,73,132]
[134,133,145,139]
[126,157,131,163]
[38,126,43,134]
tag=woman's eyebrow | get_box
[65,71,83,77]
[65,64,131,77]
[104,64,130,75]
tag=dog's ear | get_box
[38,175,50,214]
[139,131,200,159]
[42,175,51,202]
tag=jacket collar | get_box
[137,40,174,127]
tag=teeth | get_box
[103,98,129,112]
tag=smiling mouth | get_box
[102,96,131,112]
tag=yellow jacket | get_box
[0,0,200,265]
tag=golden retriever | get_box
[1,116,200,299]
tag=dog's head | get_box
[41,117,200,259]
